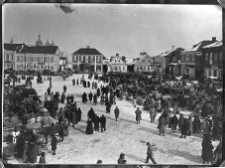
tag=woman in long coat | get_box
[86,118,94,135]
[82,92,87,103]
[187,116,193,136]
[201,135,214,164]
[180,118,188,138]
[159,117,166,136]
[51,135,57,155]
[135,107,142,124]
[77,108,82,122]
[71,111,76,127]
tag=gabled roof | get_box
[203,40,222,49]
[109,55,127,65]
[19,45,59,54]
[157,47,184,57]
[190,40,217,52]
[133,55,153,66]
[72,48,102,55]
[4,43,24,51]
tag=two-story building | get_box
[181,37,217,79]
[4,40,24,70]
[202,40,222,82]
[154,47,184,77]
[71,46,103,73]
[17,45,60,72]
[133,53,154,73]
[108,54,127,72]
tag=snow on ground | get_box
[7,74,219,164]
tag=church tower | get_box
[36,34,43,46]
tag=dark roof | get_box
[72,48,102,55]
[19,45,59,54]
[4,43,24,51]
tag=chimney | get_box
[137,58,140,61]
[133,58,136,62]
[212,37,216,42]
[86,46,90,48]
[122,56,126,62]
[143,52,146,56]
[172,46,175,50]
[10,38,13,44]
[116,53,119,57]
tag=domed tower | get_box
[45,39,50,46]
[36,34,43,46]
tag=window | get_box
[48,65,50,70]
[119,67,121,71]
[192,55,195,62]
[186,55,189,61]
[213,70,217,77]
[85,56,88,63]
[215,52,217,61]
[51,57,54,63]
[205,53,208,61]
[97,56,101,63]
[17,56,20,62]
[92,56,95,62]
[34,64,36,69]
[220,52,222,61]
[210,53,213,65]
[80,56,83,62]
[115,66,117,71]
[37,57,41,63]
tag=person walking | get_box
[114,106,120,121]
[171,114,178,133]
[72,79,75,86]
[12,127,20,145]
[99,114,106,132]
[82,92,87,104]
[93,94,98,105]
[193,115,201,134]
[106,102,111,113]
[77,107,82,122]
[150,106,156,123]
[180,118,188,138]
[135,107,142,124]
[187,116,193,136]
[201,134,214,164]
[158,116,166,136]
[145,142,157,164]
[94,115,100,132]
[51,134,57,155]
[89,92,93,103]
[86,118,94,135]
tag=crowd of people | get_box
[4,71,223,165]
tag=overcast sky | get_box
[3,4,222,58]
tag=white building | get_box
[108,54,127,72]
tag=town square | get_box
[3,4,223,166]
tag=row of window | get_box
[17,55,55,63]
[136,66,153,71]
[73,55,101,63]
[4,54,14,61]
[16,64,54,70]
[112,66,126,71]
[205,69,222,79]
[181,54,195,62]
[205,52,222,62]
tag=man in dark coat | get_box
[61,93,65,104]
[106,102,111,113]
[51,134,57,155]
[82,92,87,103]
[27,142,38,163]
[193,115,201,134]
[89,92,93,103]
[86,118,94,135]
[201,134,214,164]
[99,114,106,132]
[105,95,109,106]
[77,107,82,122]
[88,108,95,120]
[97,88,101,97]
[171,114,178,132]
[180,118,188,138]
[145,142,157,164]
[93,94,98,105]
[94,115,100,132]
[114,106,120,121]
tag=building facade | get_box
[202,40,222,82]
[133,53,154,73]
[181,37,217,79]
[16,45,60,72]
[108,54,127,72]
[4,42,24,70]
[72,46,103,73]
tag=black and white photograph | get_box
[2,4,223,166]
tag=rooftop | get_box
[203,40,222,49]
[19,45,59,54]
[72,47,102,55]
